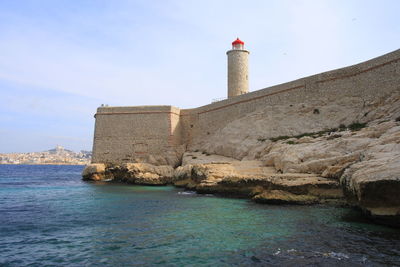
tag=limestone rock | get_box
[182,151,238,166]
[191,91,400,163]
[83,163,175,185]
[123,163,174,185]
[174,164,193,180]
[186,91,400,226]
[131,145,185,167]
[84,90,400,226]
[82,163,106,181]
[340,142,400,226]
[321,162,353,179]
[252,190,319,205]
[172,158,343,202]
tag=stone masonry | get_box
[227,38,249,98]
[91,48,400,166]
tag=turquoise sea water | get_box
[0,165,399,266]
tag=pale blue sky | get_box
[0,0,399,153]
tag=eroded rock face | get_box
[83,92,400,226]
[260,121,400,225]
[82,163,106,181]
[123,163,175,185]
[190,91,400,161]
[184,90,400,226]
[173,153,343,204]
[142,145,186,167]
[82,163,174,185]
[340,141,400,226]
[252,190,319,205]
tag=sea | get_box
[0,165,399,266]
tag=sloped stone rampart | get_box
[91,49,400,166]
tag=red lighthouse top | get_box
[232,38,244,45]
[231,38,245,50]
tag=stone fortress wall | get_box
[92,106,183,166]
[91,49,400,166]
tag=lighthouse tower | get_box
[227,38,249,98]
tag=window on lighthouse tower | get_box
[233,43,243,50]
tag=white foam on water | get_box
[326,252,350,260]
[273,248,281,255]
[177,191,196,195]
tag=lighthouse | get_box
[227,38,249,98]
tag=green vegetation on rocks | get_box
[265,122,368,142]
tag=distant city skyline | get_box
[0,145,91,165]
[1,0,399,153]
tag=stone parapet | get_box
[91,48,400,166]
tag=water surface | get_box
[0,165,399,266]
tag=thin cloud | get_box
[0,0,399,152]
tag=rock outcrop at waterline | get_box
[82,163,106,181]
[85,49,400,226]
[173,155,343,204]
[83,158,343,205]
[83,163,174,185]
[83,113,400,226]
[84,87,400,226]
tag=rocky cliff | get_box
[83,89,400,226]
[83,52,400,227]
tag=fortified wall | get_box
[92,106,183,166]
[91,48,400,166]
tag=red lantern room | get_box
[232,38,244,50]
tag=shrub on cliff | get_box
[348,122,367,131]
